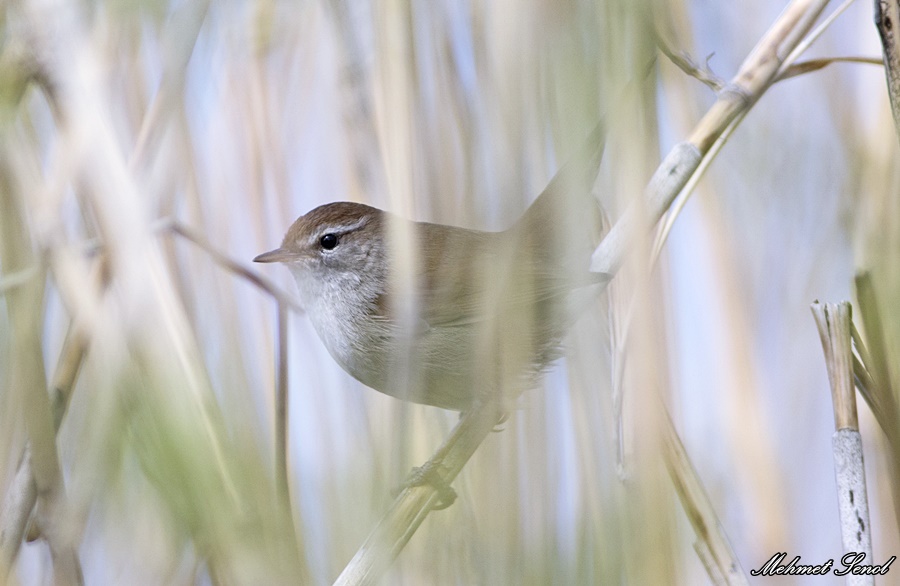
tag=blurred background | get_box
[0,0,898,584]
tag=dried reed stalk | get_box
[0,148,83,584]
[1,0,308,581]
[811,302,874,586]
[852,273,900,537]
[662,407,750,586]
[592,0,830,275]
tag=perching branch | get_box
[334,405,504,586]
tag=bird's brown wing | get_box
[413,222,499,329]
[377,121,607,331]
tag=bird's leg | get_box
[395,401,505,510]
[458,403,508,431]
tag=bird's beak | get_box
[253,247,297,263]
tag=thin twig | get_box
[658,43,726,92]
[167,218,301,511]
[78,218,303,314]
[275,301,290,507]
[166,220,303,313]
[777,56,883,80]
[166,220,301,540]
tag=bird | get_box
[254,124,607,412]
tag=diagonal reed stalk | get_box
[336,2,833,584]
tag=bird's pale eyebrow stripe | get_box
[314,217,368,240]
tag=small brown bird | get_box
[255,126,607,411]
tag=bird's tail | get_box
[518,120,608,280]
[520,119,606,228]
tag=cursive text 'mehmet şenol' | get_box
[750,552,895,577]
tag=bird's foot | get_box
[394,461,457,510]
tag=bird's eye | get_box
[319,233,338,250]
